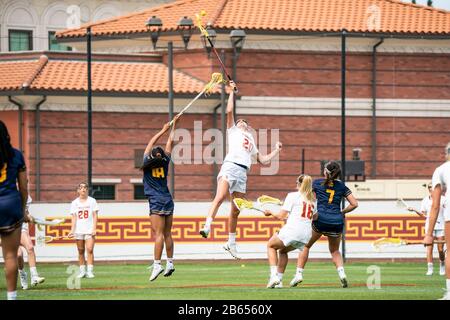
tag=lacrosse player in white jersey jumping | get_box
[423,142,450,299]
[408,182,446,276]
[199,81,282,259]
[68,182,99,279]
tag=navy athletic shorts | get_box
[148,195,174,216]
[0,193,24,234]
[312,219,344,238]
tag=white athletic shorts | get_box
[75,234,94,240]
[277,222,312,250]
[432,230,445,238]
[21,222,28,233]
[217,161,247,194]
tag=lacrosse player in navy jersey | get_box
[0,120,29,300]
[142,114,180,282]
[291,161,358,288]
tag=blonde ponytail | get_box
[297,174,314,203]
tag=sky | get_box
[400,0,450,11]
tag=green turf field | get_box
[0,261,447,300]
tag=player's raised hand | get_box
[276,142,282,150]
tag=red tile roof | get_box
[0,52,217,95]
[56,0,450,39]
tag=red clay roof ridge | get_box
[22,55,48,89]
[209,0,228,26]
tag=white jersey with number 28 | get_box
[223,125,258,169]
[70,196,99,234]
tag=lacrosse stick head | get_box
[257,195,283,205]
[204,72,226,96]
[233,198,254,211]
[396,198,408,209]
[195,10,209,37]
[372,237,406,252]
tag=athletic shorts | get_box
[217,161,247,194]
[148,196,174,216]
[312,219,344,238]
[277,222,312,250]
[75,234,94,240]
[0,193,24,234]
[432,230,445,238]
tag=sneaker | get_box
[426,269,433,276]
[340,276,348,288]
[199,228,210,239]
[223,243,241,260]
[86,272,95,279]
[31,276,45,286]
[266,275,281,288]
[274,282,283,288]
[439,264,446,276]
[77,271,86,279]
[164,264,175,277]
[289,273,303,287]
[19,270,28,290]
[149,264,164,281]
[439,289,450,300]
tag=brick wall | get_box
[24,110,449,202]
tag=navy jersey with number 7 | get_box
[313,178,352,225]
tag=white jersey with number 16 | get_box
[431,161,450,222]
[70,196,99,234]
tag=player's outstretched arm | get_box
[257,142,282,165]
[226,81,236,128]
[144,122,171,156]
[165,114,180,155]
[264,209,288,221]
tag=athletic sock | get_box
[154,260,161,266]
[270,266,277,277]
[167,258,174,265]
[446,279,450,291]
[19,268,25,274]
[30,267,38,278]
[228,233,236,245]
[277,272,284,281]
[428,262,434,270]
[204,217,213,230]
[87,265,94,273]
[7,291,17,300]
[337,266,346,278]
[80,265,86,272]
[296,267,304,274]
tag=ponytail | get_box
[297,174,314,204]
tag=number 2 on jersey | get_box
[0,164,7,183]
[77,210,89,219]
[326,189,335,204]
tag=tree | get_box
[411,0,416,4]
[427,0,433,6]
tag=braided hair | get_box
[322,161,341,186]
[0,120,13,169]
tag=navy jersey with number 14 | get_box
[313,178,352,225]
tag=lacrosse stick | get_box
[195,10,238,93]
[396,198,410,210]
[30,217,66,226]
[168,72,226,126]
[233,195,283,214]
[372,237,445,251]
[32,235,71,245]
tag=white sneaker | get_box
[266,275,281,288]
[77,271,86,279]
[339,276,348,288]
[439,290,450,300]
[274,282,283,288]
[439,264,446,276]
[86,272,95,279]
[199,228,210,239]
[19,271,28,290]
[31,276,45,286]
[426,269,433,276]
[290,273,303,287]
[164,264,175,277]
[223,243,241,260]
[149,264,164,281]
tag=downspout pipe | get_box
[35,96,47,201]
[371,38,384,178]
[8,96,23,152]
